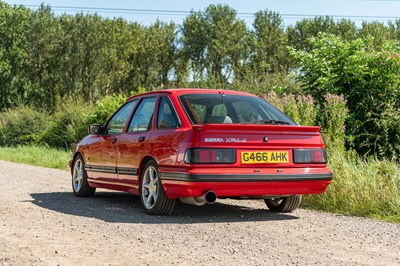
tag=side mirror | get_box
[88,124,101,135]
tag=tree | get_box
[245,9,288,82]
[99,19,147,94]
[388,19,400,41]
[0,2,30,110]
[58,13,106,101]
[180,4,247,84]
[24,4,63,110]
[287,16,357,51]
[141,21,177,89]
[180,10,208,82]
[359,21,395,49]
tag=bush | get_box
[40,95,126,149]
[365,101,400,160]
[0,105,48,146]
[264,92,319,126]
[264,92,347,152]
[39,100,93,149]
[264,91,284,112]
[0,94,128,150]
[296,94,318,126]
[290,34,400,158]
[0,90,349,151]
[321,94,348,153]
[83,94,126,126]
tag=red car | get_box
[70,89,332,215]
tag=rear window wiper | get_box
[241,119,291,125]
[262,119,291,125]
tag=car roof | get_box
[126,88,256,101]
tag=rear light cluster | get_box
[294,149,327,164]
[185,148,236,164]
[185,148,327,164]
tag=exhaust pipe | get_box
[179,191,217,206]
[197,190,217,204]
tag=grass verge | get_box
[303,148,400,223]
[0,146,71,170]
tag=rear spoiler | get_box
[192,124,321,133]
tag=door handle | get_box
[138,136,145,142]
[111,137,117,143]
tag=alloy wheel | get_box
[142,165,159,209]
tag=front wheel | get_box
[264,195,302,212]
[72,154,96,197]
[140,160,176,215]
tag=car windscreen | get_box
[179,93,296,125]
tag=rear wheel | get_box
[140,160,176,215]
[264,195,302,212]
[72,154,96,197]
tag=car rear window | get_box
[179,93,295,125]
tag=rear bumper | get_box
[159,170,333,199]
[160,172,332,182]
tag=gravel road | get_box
[0,160,399,265]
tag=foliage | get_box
[287,16,358,52]
[0,2,30,110]
[290,34,400,158]
[0,105,48,146]
[230,71,302,96]
[264,92,347,152]
[84,94,127,127]
[265,92,318,126]
[303,148,400,223]
[247,10,289,77]
[180,4,247,83]
[39,100,93,149]
[296,94,319,126]
[0,94,128,149]
[321,94,348,152]
[0,2,177,111]
[359,21,396,49]
[1,2,400,109]
[43,95,127,149]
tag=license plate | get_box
[241,151,289,164]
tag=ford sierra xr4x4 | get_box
[70,89,332,215]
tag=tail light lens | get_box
[185,148,236,164]
[294,149,327,164]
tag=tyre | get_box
[264,195,302,212]
[140,160,176,215]
[72,154,96,197]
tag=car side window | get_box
[107,100,137,135]
[186,103,206,123]
[127,97,156,133]
[157,97,179,129]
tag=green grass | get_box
[303,148,400,223]
[0,146,71,170]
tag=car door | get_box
[115,97,157,192]
[87,100,137,182]
[149,95,183,167]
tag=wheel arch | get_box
[70,152,83,175]
[138,155,157,179]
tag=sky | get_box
[3,0,400,27]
